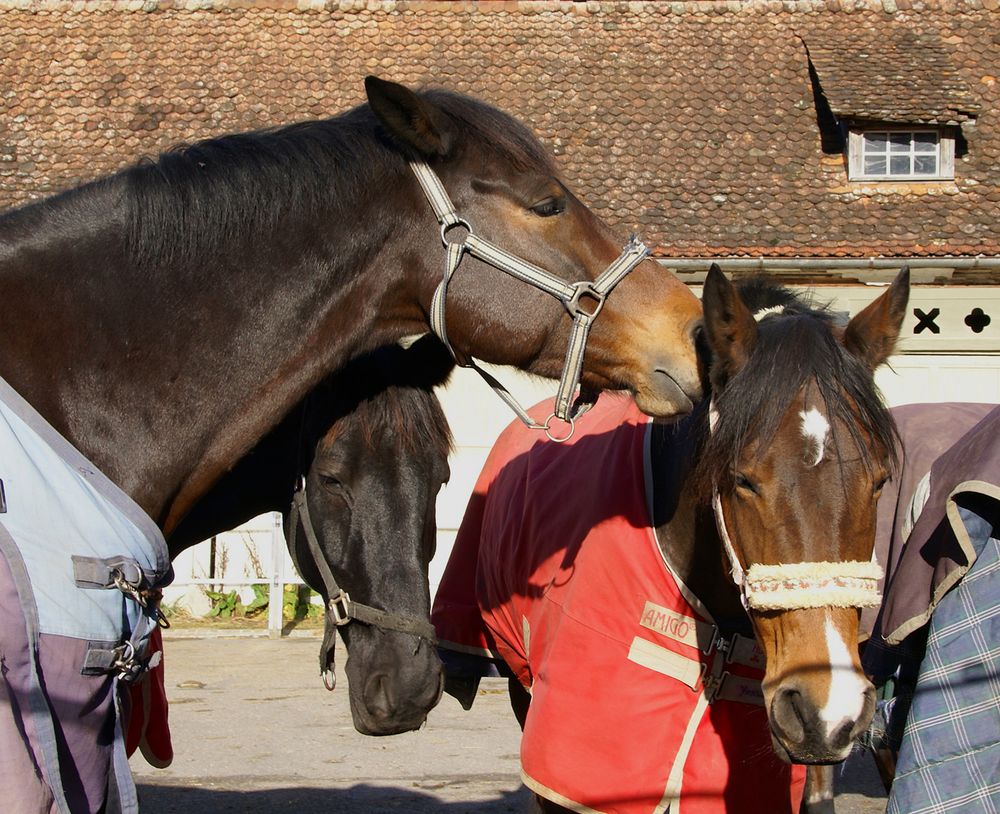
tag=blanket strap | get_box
[629,631,765,706]
[72,556,169,681]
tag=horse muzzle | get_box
[765,670,877,765]
[345,632,444,736]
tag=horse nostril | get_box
[363,672,395,720]
[772,686,809,745]
[830,718,856,751]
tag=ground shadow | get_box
[137,782,532,813]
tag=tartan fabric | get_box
[888,505,1000,814]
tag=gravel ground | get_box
[131,632,888,813]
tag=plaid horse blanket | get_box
[863,403,1000,813]
[0,375,171,813]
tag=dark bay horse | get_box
[169,336,453,736]
[432,268,909,813]
[0,76,702,537]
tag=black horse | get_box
[0,76,702,538]
[169,336,454,736]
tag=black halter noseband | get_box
[288,485,437,691]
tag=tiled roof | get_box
[805,30,981,125]
[1,0,998,264]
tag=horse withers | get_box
[168,336,453,736]
[432,268,909,813]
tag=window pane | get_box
[864,132,889,153]
[864,155,887,175]
[889,155,911,175]
[889,133,911,153]
[913,155,938,175]
[913,133,938,153]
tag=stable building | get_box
[1,0,996,603]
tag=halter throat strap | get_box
[288,487,437,687]
[410,160,650,442]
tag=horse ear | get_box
[364,76,453,159]
[701,264,757,387]
[843,267,910,370]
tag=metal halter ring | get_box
[440,218,472,247]
[543,413,575,443]
[322,669,337,691]
[565,280,607,320]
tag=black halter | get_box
[287,485,437,691]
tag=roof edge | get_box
[0,0,993,14]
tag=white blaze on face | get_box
[818,614,867,740]
[799,407,830,467]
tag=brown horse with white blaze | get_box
[433,267,909,813]
[701,266,909,765]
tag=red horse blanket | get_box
[433,396,804,814]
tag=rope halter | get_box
[410,160,650,443]
[712,491,883,611]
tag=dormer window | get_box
[804,32,979,185]
[847,127,955,181]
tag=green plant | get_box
[244,584,270,617]
[204,588,244,618]
[283,584,322,621]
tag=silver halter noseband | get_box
[410,160,650,442]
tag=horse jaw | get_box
[597,265,704,419]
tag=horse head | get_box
[364,77,703,420]
[286,336,453,736]
[700,265,909,764]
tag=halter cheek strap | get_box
[410,160,650,442]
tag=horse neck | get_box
[0,167,436,529]
[163,403,307,557]
[650,416,749,632]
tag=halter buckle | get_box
[328,590,352,626]
[564,280,606,320]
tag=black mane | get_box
[122,88,556,270]
[313,336,453,461]
[700,280,899,488]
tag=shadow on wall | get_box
[137,783,532,813]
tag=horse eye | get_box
[320,473,346,492]
[734,473,757,494]
[529,197,566,218]
[874,475,889,495]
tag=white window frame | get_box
[847,126,955,181]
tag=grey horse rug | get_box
[0,374,171,813]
